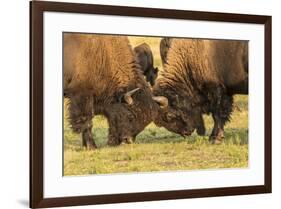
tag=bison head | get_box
[104,87,168,145]
[153,93,202,137]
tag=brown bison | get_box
[159,37,173,66]
[153,39,248,144]
[160,37,206,136]
[134,43,158,86]
[64,34,168,148]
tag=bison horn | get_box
[153,96,168,108]
[123,88,140,105]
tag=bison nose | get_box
[121,137,134,144]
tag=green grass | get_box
[63,37,248,176]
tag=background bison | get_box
[64,34,167,148]
[134,43,158,86]
[159,37,173,66]
[153,39,248,144]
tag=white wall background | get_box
[0,0,278,208]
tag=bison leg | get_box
[210,94,233,144]
[107,124,121,146]
[195,114,206,136]
[210,114,225,144]
[82,125,97,149]
[67,94,96,148]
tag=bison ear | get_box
[154,67,159,73]
[153,96,168,109]
[123,88,140,105]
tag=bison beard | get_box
[153,39,248,144]
[64,34,166,149]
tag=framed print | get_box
[30,0,272,208]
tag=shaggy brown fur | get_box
[134,43,158,86]
[64,34,163,148]
[153,39,248,143]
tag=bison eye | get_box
[164,112,174,122]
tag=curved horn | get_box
[153,96,168,108]
[123,88,140,105]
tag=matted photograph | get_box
[63,33,249,176]
[30,1,271,208]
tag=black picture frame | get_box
[30,1,272,208]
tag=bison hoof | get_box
[83,142,97,150]
[211,139,223,145]
[87,144,97,150]
[209,135,224,145]
[196,127,206,136]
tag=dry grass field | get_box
[63,36,248,176]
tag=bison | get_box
[153,39,248,144]
[134,43,158,86]
[160,37,206,136]
[64,34,168,148]
[159,37,173,66]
